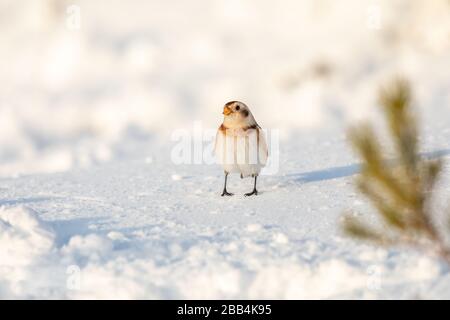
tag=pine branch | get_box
[342,78,450,264]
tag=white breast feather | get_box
[215,127,268,177]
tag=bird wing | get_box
[231,127,268,166]
[257,128,268,166]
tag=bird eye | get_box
[235,106,240,111]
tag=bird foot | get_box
[244,189,258,197]
[221,190,234,196]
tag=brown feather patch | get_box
[243,124,259,131]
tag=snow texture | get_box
[1,0,450,299]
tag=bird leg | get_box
[245,175,258,197]
[221,172,234,196]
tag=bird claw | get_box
[221,191,234,196]
[244,190,258,197]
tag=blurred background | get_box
[0,0,449,177]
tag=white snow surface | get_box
[1,0,450,299]
[2,129,450,299]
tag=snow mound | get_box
[0,206,377,299]
[0,206,55,298]
[0,206,54,267]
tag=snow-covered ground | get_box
[2,128,450,299]
[1,0,450,299]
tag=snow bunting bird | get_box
[215,101,268,196]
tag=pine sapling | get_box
[342,78,450,264]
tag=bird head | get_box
[222,101,257,129]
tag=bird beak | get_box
[223,106,232,115]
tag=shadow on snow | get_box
[290,148,450,183]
